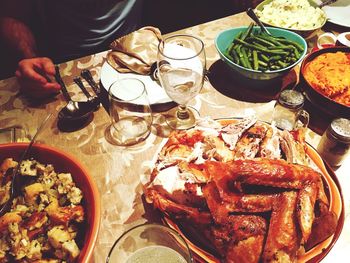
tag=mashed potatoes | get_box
[256,0,326,30]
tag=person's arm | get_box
[1,0,60,99]
[0,0,37,59]
[0,17,37,58]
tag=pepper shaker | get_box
[317,118,350,167]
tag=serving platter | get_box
[322,0,350,28]
[146,118,344,263]
[165,145,343,263]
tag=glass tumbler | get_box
[106,223,193,263]
[108,78,153,146]
[271,89,309,131]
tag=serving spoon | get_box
[0,113,52,217]
[55,66,94,122]
[318,0,338,8]
[246,8,272,36]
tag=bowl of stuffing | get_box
[215,25,307,80]
[255,0,327,39]
[300,46,350,118]
[0,143,100,262]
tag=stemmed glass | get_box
[157,34,206,130]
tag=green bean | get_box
[224,51,234,62]
[258,60,268,67]
[250,36,276,47]
[270,45,295,51]
[224,25,304,71]
[253,50,258,70]
[259,53,269,63]
[250,41,267,50]
[226,42,235,54]
[241,22,254,41]
[269,55,282,61]
[277,60,288,68]
[241,47,252,69]
[257,33,283,46]
[236,45,247,68]
[230,48,240,64]
[276,39,304,52]
[227,31,243,54]
[270,65,281,70]
[234,38,289,55]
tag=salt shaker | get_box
[317,118,350,167]
[271,89,309,131]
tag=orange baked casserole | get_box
[304,51,350,107]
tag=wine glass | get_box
[157,34,206,130]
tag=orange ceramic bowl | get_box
[0,143,100,262]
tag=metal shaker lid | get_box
[278,90,305,110]
[330,118,350,143]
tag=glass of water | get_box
[106,223,193,263]
[157,34,206,130]
[107,78,153,146]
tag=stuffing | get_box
[20,160,39,177]
[67,187,83,205]
[47,226,72,249]
[0,158,17,178]
[61,240,80,261]
[0,212,22,231]
[24,183,44,204]
[0,182,11,206]
[0,158,85,262]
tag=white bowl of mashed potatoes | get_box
[255,0,327,38]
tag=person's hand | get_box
[15,57,61,99]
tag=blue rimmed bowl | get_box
[215,26,307,81]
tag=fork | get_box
[81,69,101,95]
[73,76,100,111]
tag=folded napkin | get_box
[107,26,162,75]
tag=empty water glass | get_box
[107,78,153,146]
[272,89,309,131]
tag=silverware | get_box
[81,69,101,95]
[246,8,272,36]
[319,0,338,8]
[55,66,94,122]
[0,113,52,216]
[73,76,100,111]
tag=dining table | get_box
[0,11,349,263]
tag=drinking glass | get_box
[106,223,193,263]
[107,78,153,146]
[157,34,206,130]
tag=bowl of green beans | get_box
[215,25,307,80]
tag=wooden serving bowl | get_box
[0,143,101,262]
[300,46,350,118]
